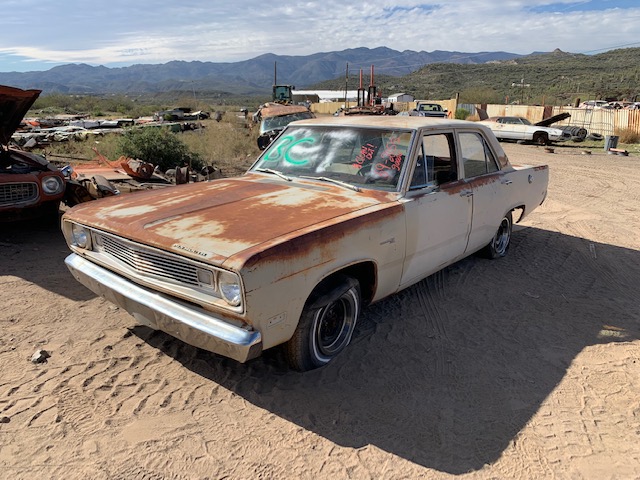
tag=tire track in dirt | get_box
[406,271,456,378]
[55,385,108,437]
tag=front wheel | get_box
[481,211,512,259]
[284,275,361,371]
[533,132,549,146]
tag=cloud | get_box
[0,0,638,71]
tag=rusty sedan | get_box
[62,116,548,371]
[1,85,66,221]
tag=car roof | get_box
[289,115,477,130]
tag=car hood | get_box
[2,148,55,172]
[258,103,310,119]
[0,85,41,145]
[535,112,571,127]
[64,173,397,267]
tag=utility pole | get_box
[344,63,349,108]
[511,77,530,104]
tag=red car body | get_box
[0,85,66,221]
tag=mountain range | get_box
[0,47,522,96]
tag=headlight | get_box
[218,271,242,307]
[42,175,64,195]
[71,223,91,250]
[61,165,74,178]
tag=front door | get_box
[400,132,472,288]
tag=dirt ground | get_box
[1,142,639,480]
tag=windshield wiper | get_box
[255,168,292,181]
[299,175,361,192]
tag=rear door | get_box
[457,130,512,253]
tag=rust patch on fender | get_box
[237,202,404,271]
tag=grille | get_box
[98,233,201,287]
[0,182,38,206]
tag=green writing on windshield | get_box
[264,135,315,165]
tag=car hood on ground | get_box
[0,85,41,145]
[64,174,397,267]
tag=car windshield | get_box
[251,125,413,191]
[260,112,315,134]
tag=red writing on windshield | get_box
[352,143,377,169]
[377,136,404,172]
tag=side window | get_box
[410,143,429,188]
[459,132,500,178]
[410,132,457,188]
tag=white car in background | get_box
[579,100,607,109]
[478,116,570,145]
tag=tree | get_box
[116,127,203,172]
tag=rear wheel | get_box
[481,211,512,259]
[284,275,360,371]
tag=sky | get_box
[1,0,639,73]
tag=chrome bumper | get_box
[65,253,262,363]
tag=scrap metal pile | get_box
[60,148,222,207]
[12,112,206,149]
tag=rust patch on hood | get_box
[64,175,398,265]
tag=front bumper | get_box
[65,253,262,363]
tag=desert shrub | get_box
[116,127,204,172]
[614,128,640,144]
[455,108,470,120]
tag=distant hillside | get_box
[0,47,521,95]
[3,46,636,104]
[312,48,640,104]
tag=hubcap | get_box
[494,217,511,254]
[313,290,358,358]
[318,301,347,354]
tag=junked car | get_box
[254,103,315,150]
[63,116,549,371]
[578,100,607,109]
[1,85,66,221]
[410,102,449,118]
[478,116,570,145]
